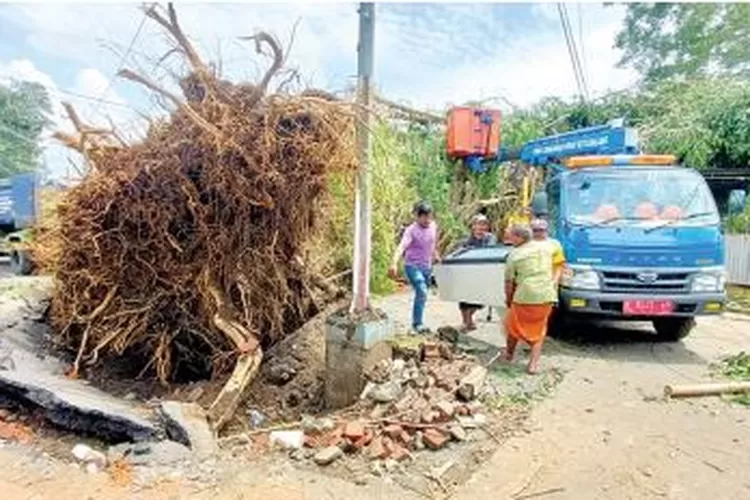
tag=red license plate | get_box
[623,300,674,315]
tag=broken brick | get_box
[353,429,373,450]
[433,401,454,420]
[328,434,345,448]
[304,434,325,449]
[344,421,365,441]
[389,442,410,462]
[423,428,448,450]
[398,430,413,448]
[383,424,403,439]
[368,436,389,460]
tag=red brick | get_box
[389,442,410,462]
[304,434,325,449]
[343,421,365,440]
[398,430,413,448]
[423,428,448,450]
[368,435,389,460]
[383,424,403,439]
[328,434,345,448]
[353,429,373,450]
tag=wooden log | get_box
[208,349,263,431]
[664,381,750,398]
[456,365,488,401]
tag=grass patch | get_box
[484,367,565,410]
[727,285,750,315]
[713,351,750,406]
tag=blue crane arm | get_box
[497,120,640,167]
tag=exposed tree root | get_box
[36,2,355,430]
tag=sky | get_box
[0,2,638,181]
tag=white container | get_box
[433,245,510,308]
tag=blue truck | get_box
[451,117,745,341]
[0,172,38,275]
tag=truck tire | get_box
[653,317,695,342]
[10,250,33,276]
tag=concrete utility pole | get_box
[351,2,375,313]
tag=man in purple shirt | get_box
[389,202,440,333]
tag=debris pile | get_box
[255,338,491,468]
[37,3,355,429]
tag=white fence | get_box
[726,234,750,286]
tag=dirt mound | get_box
[36,3,355,429]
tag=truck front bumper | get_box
[559,289,726,318]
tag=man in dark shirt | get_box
[456,214,497,331]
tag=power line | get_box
[557,3,589,102]
[577,3,589,92]
[91,12,148,115]
[54,88,136,110]
[561,3,589,100]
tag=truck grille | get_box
[600,271,690,294]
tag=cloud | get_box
[1,3,638,179]
[378,3,637,111]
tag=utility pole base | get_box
[324,309,394,410]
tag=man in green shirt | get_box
[503,224,557,374]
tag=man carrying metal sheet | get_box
[453,214,497,331]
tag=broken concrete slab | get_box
[0,316,158,442]
[159,401,218,457]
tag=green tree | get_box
[0,80,52,176]
[614,3,750,81]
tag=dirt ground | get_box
[1,268,749,499]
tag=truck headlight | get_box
[561,265,601,291]
[691,268,726,293]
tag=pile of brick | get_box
[302,339,490,466]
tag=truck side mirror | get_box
[531,192,549,217]
[728,189,747,216]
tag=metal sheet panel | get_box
[726,235,750,286]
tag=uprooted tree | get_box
[37,3,356,431]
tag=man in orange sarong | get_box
[502,224,557,374]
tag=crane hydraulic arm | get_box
[446,109,641,235]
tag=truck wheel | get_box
[653,317,695,342]
[10,250,33,276]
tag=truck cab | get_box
[546,156,725,340]
[0,172,37,275]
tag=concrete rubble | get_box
[269,337,490,469]
[0,307,158,442]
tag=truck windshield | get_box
[564,167,719,227]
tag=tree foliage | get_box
[614,3,750,81]
[0,80,52,177]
